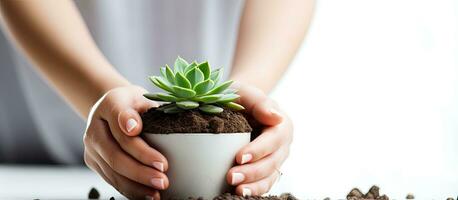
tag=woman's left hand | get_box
[226,83,293,196]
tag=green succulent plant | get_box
[143,57,244,114]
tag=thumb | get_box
[252,99,283,126]
[118,89,158,136]
[235,82,283,126]
[118,108,144,136]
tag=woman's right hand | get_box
[83,85,168,200]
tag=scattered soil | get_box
[85,185,457,200]
[88,187,100,199]
[141,105,252,134]
[346,185,389,200]
[406,193,415,199]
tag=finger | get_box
[235,171,280,196]
[228,146,288,185]
[234,84,282,126]
[93,150,161,200]
[235,121,292,164]
[84,151,107,181]
[112,114,169,172]
[84,150,116,187]
[89,119,169,190]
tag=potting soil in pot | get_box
[141,105,252,134]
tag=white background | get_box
[270,0,458,199]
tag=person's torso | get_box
[0,0,244,164]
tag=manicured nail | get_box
[242,188,251,196]
[152,162,164,172]
[231,172,245,185]
[145,195,154,200]
[126,118,138,132]
[150,178,164,189]
[241,154,252,164]
[270,108,282,118]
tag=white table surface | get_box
[0,165,124,200]
[0,165,289,200]
[1,164,457,200]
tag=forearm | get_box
[230,0,315,93]
[0,0,129,118]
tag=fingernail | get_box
[241,154,252,164]
[231,172,245,185]
[152,162,164,172]
[270,108,282,118]
[126,118,138,132]
[242,188,251,196]
[150,178,164,189]
[145,195,154,200]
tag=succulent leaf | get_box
[143,93,162,101]
[175,72,192,89]
[223,88,238,94]
[197,62,210,80]
[149,76,162,87]
[185,67,204,86]
[222,102,245,111]
[185,62,198,73]
[157,103,176,111]
[160,67,167,78]
[193,79,215,95]
[216,93,240,104]
[149,76,174,93]
[207,80,233,95]
[164,105,183,114]
[156,93,180,102]
[174,56,189,73]
[176,100,199,109]
[165,64,175,84]
[193,94,223,103]
[173,86,196,98]
[199,104,223,114]
[210,68,222,84]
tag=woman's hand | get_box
[83,85,168,200]
[226,83,293,196]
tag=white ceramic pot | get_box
[143,132,251,199]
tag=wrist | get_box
[93,62,132,96]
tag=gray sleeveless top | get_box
[0,0,244,164]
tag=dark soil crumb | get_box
[347,188,364,199]
[279,193,298,200]
[406,193,414,199]
[88,187,100,199]
[347,185,389,200]
[109,197,115,200]
[141,105,252,134]
[323,198,331,200]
